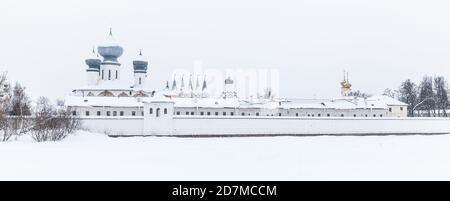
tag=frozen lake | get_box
[1,131,450,180]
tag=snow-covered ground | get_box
[1,131,450,180]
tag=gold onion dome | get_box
[340,80,352,88]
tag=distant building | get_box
[67,30,408,119]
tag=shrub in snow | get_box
[31,97,81,142]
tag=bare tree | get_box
[398,79,418,117]
[0,72,13,141]
[31,97,80,142]
[418,76,435,117]
[9,82,31,116]
[383,88,397,99]
[434,76,448,117]
[349,90,372,98]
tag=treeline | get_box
[0,72,80,142]
[385,75,449,117]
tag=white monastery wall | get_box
[79,116,450,136]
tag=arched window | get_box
[156,108,160,117]
[116,70,118,79]
[101,70,104,80]
[139,77,142,85]
[164,108,167,114]
[340,114,344,117]
[108,70,111,80]
[149,108,153,114]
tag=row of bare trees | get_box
[383,75,449,117]
[0,72,80,142]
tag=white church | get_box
[65,30,422,136]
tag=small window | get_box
[389,108,392,112]
[340,114,344,117]
[318,114,321,117]
[150,108,153,114]
[97,111,101,116]
[186,112,189,115]
[176,111,180,115]
[101,70,104,80]
[256,112,260,116]
[116,70,118,79]
[296,113,299,117]
[164,108,168,114]
[191,112,194,115]
[215,112,219,116]
[132,111,136,116]
[279,113,282,116]
[200,112,204,115]
[106,111,111,116]
[223,112,226,116]
[120,111,124,116]
[85,111,90,116]
[365,114,368,117]
[141,111,144,116]
[307,114,310,117]
[373,114,376,117]
[108,70,111,80]
[230,112,234,116]
[327,114,330,117]
[113,111,117,116]
[241,112,245,116]
[207,112,211,116]
[139,77,142,85]
[353,114,356,117]
[380,114,383,117]
[311,114,314,117]
[72,111,77,116]
[156,108,160,117]
[400,107,403,111]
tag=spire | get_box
[189,74,193,90]
[171,75,177,90]
[180,75,185,90]
[195,75,200,90]
[109,27,113,37]
[202,75,207,91]
[165,81,169,90]
[139,49,143,56]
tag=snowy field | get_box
[1,131,450,180]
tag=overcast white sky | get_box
[1,0,450,101]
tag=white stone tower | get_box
[85,48,101,85]
[97,28,124,83]
[132,50,148,88]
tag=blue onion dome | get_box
[133,50,148,73]
[85,47,101,71]
[97,29,124,63]
[225,76,234,84]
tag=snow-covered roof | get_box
[65,96,143,107]
[74,81,148,91]
[280,97,389,110]
[368,96,408,106]
[172,97,240,108]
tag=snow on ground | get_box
[1,131,450,180]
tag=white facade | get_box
[66,31,419,136]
